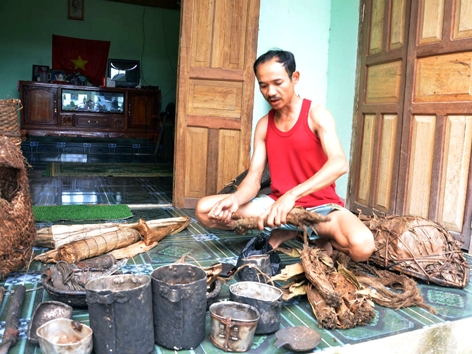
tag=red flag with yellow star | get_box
[52,35,110,86]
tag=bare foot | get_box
[268,229,298,249]
[315,238,333,256]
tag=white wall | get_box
[326,0,361,199]
[255,0,360,200]
[254,0,331,120]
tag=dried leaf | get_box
[337,262,361,289]
[277,247,302,258]
[271,262,305,282]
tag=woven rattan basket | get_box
[0,136,36,278]
[0,98,22,146]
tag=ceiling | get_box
[107,0,180,10]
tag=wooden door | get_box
[348,0,411,216]
[348,0,472,248]
[127,90,161,135]
[173,0,260,208]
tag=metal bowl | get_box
[27,301,73,344]
[37,318,93,354]
[41,272,88,307]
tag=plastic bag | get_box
[236,235,282,281]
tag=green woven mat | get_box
[33,204,133,221]
[43,162,173,177]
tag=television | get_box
[108,59,140,88]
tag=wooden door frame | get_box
[349,0,472,249]
[347,0,411,216]
[398,0,472,246]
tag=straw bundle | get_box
[0,136,36,278]
[35,217,190,249]
[34,217,191,263]
[0,99,22,146]
[35,229,141,263]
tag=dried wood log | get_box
[329,271,375,328]
[301,245,342,308]
[229,206,329,234]
[306,283,338,329]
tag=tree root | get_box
[229,206,330,234]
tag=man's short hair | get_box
[253,49,296,79]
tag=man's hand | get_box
[208,194,239,224]
[257,191,297,230]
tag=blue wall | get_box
[0,0,180,109]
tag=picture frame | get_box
[68,0,84,21]
[32,65,50,82]
[51,70,66,82]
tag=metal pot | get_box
[209,301,260,352]
[85,274,155,354]
[36,318,93,354]
[151,264,207,350]
[238,254,272,283]
[229,281,283,334]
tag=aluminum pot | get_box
[209,301,260,352]
[36,318,93,354]
[151,264,207,350]
[229,281,283,334]
[85,274,155,354]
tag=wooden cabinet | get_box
[22,84,58,126]
[19,81,161,139]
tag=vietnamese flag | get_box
[52,35,110,86]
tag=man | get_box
[196,49,374,262]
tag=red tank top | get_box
[266,99,343,207]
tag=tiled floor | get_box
[1,149,472,353]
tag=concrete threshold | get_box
[320,316,472,354]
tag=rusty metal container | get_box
[85,274,155,354]
[229,281,283,334]
[36,318,93,354]
[151,264,207,350]
[209,301,260,352]
[238,254,272,283]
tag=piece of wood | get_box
[35,217,190,249]
[0,285,26,352]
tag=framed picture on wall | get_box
[32,65,50,82]
[51,70,66,82]
[68,0,84,21]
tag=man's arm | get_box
[260,105,348,228]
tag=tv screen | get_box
[108,59,140,88]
